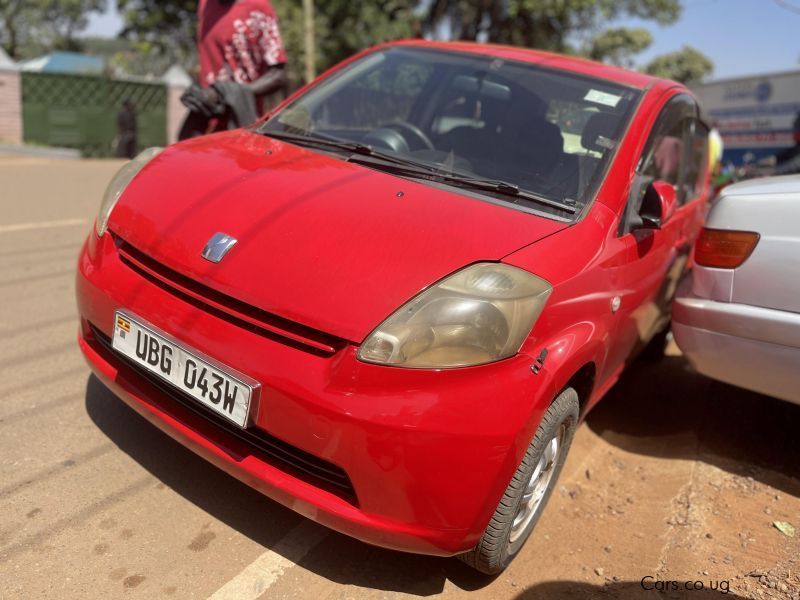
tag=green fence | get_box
[21,73,167,158]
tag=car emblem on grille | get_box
[201,232,238,263]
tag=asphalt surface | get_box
[1,157,799,600]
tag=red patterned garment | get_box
[198,0,287,88]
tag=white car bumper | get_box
[673,288,800,405]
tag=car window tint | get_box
[315,61,435,131]
[682,119,709,202]
[618,94,704,235]
[546,102,600,157]
[263,47,642,218]
[636,95,700,206]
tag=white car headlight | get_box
[358,263,552,368]
[95,147,163,237]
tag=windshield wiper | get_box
[348,156,578,215]
[263,131,440,172]
[435,174,578,214]
[264,131,577,215]
[264,130,373,154]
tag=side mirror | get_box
[632,180,677,231]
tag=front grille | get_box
[89,324,357,504]
[114,237,346,357]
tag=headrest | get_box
[514,118,564,172]
[581,112,619,153]
[527,118,564,152]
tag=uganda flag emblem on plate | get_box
[116,315,131,338]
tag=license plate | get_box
[112,312,256,428]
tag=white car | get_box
[673,175,800,405]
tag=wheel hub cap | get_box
[508,425,564,547]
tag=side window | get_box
[640,114,684,187]
[638,96,697,192]
[682,119,709,202]
[620,95,700,235]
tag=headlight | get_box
[358,263,552,368]
[95,147,163,237]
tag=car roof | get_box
[722,174,800,197]
[387,40,672,91]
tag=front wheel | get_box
[459,387,579,574]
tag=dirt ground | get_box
[1,158,799,600]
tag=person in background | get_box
[708,123,724,177]
[116,99,138,159]
[707,122,731,196]
[179,0,288,140]
[653,135,682,182]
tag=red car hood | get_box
[109,130,567,343]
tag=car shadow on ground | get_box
[84,347,800,597]
[513,580,746,599]
[587,351,800,498]
[84,375,493,596]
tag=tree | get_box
[423,1,713,83]
[311,1,417,73]
[45,0,108,52]
[115,0,713,85]
[117,0,198,70]
[585,27,652,68]
[0,0,106,59]
[116,0,417,82]
[0,0,26,58]
[644,45,713,83]
[424,0,680,57]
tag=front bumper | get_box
[673,287,800,405]
[76,232,552,555]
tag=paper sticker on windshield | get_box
[584,89,622,107]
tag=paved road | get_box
[1,158,799,600]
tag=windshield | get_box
[261,47,641,218]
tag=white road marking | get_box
[0,218,87,234]
[0,157,53,166]
[207,520,330,600]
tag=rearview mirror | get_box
[631,180,677,231]
[451,75,511,101]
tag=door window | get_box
[620,95,705,234]
[682,119,710,202]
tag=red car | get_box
[76,41,710,574]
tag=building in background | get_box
[18,51,106,75]
[693,70,800,166]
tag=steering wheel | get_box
[387,122,435,151]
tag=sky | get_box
[616,0,800,80]
[85,4,123,39]
[84,0,800,81]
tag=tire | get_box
[459,387,580,575]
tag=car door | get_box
[605,94,709,369]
